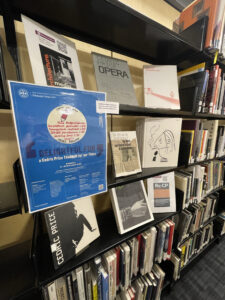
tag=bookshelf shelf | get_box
[118,105,225,119]
[3,0,204,67]
[33,210,178,286]
[108,157,225,188]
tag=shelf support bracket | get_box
[1,0,22,81]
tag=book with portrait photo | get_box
[110,181,154,234]
[44,196,100,269]
[147,172,176,213]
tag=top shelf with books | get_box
[3,0,208,66]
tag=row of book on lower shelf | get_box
[171,210,225,281]
[42,218,175,300]
[42,200,225,300]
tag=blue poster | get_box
[9,81,107,213]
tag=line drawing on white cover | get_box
[148,124,175,162]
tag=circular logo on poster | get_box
[47,105,87,144]
[18,88,29,98]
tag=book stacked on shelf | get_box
[175,160,225,209]
[175,221,214,269]
[42,219,175,300]
[175,192,219,245]
[173,0,225,53]
[181,119,225,164]
[178,63,225,115]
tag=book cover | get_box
[110,181,154,234]
[8,81,107,212]
[110,131,142,177]
[147,172,176,213]
[174,0,219,49]
[92,52,138,105]
[22,15,83,89]
[138,118,182,168]
[44,196,100,269]
[144,65,180,110]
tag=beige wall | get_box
[0,1,179,249]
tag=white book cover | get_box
[147,172,176,213]
[22,15,83,89]
[141,118,182,168]
[144,65,180,109]
[47,281,57,300]
[92,52,138,105]
[110,181,154,234]
[110,131,142,177]
[44,196,100,269]
[76,266,86,300]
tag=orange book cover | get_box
[176,0,219,48]
[200,130,206,159]
[212,68,221,113]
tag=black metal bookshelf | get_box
[108,157,225,188]
[118,105,225,119]
[0,0,225,298]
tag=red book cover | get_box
[115,246,120,289]
[175,0,219,48]
[136,234,142,271]
[212,68,222,113]
[205,65,219,113]
[166,220,175,259]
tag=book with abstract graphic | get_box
[144,65,180,110]
[44,196,100,269]
[92,52,138,105]
[110,131,142,177]
[110,181,154,234]
[147,172,176,213]
[136,118,182,168]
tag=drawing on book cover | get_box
[153,182,170,207]
[115,182,151,230]
[40,45,76,88]
[148,125,175,162]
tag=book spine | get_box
[76,268,86,300]
[47,281,57,300]
[66,274,74,300]
[167,221,175,260]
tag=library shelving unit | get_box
[0,0,225,299]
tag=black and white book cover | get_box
[44,196,100,269]
[92,52,138,105]
[110,181,154,234]
[110,131,142,177]
[22,15,83,89]
[137,118,182,168]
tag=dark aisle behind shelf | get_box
[162,238,225,300]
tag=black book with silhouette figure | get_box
[44,196,100,269]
